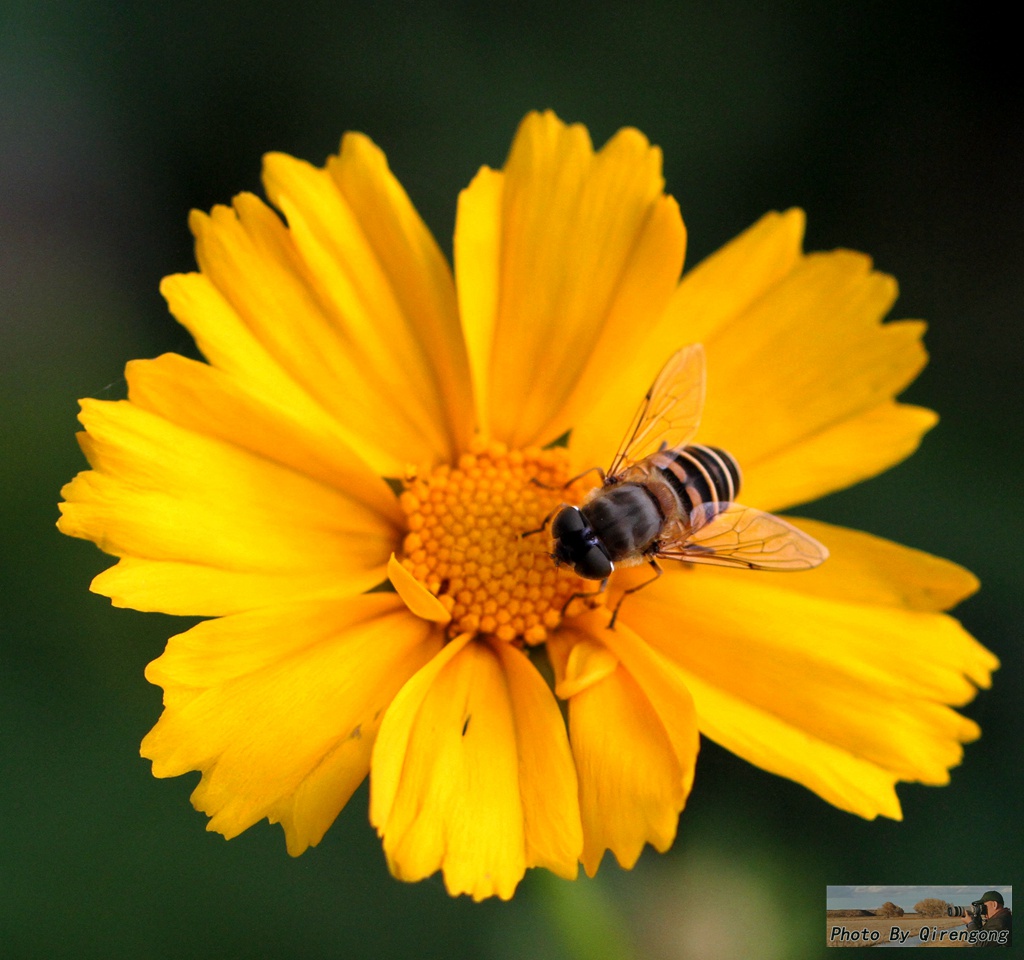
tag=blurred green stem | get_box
[535,870,636,960]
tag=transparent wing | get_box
[607,344,706,477]
[657,502,830,571]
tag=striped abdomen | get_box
[652,444,741,515]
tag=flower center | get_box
[399,439,588,643]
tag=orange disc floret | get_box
[399,439,588,643]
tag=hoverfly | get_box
[548,344,828,625]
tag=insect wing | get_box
[658,502,829,570]
[607,344,707,477]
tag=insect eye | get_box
[576,545,612,580]
[552,507,583,538]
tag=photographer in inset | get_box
[951,890,1012,946]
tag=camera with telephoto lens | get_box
[947,903,985,919]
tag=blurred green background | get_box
[2,1,1020,957]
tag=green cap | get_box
[974,891,1005,906]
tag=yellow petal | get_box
[555,639,618,698]
[184,196,418,473]
[735,402,938,511]
[141,596,441,854]
[769,519,980,612]
[551,613,699,876]
[263,134,473,463]
[571,211,935,510]
[370,636,580,899]
[57,398,394,614]
[387,554,452,624]
[493,641,582,880]
[89,557,375,618]
[158,269,334,448]
[694,247,930,509]
[371,635,522,899]
[178,189,446,475]
[454,166,503,437]
[623,564,997,819]
[680,673,907,820]
[661,209,809,346]
[454,110,686,448]
[568,209,805,474]
[125,352,402,525]
[370,634,469,837]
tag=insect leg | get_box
[560,578,609,618]
[608,558,663,629]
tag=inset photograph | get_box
[826,886,1012,947]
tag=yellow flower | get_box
[58,111,997,901]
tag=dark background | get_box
[2,2,1020,957]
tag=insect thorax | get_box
[581,483,664,561]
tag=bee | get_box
[548,344,829,625]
